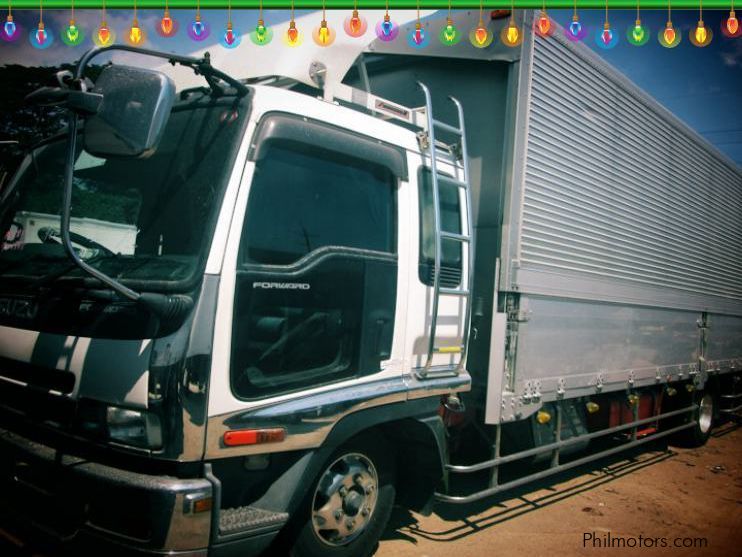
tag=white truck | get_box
[0,9,740,557]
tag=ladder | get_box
[417,82,475,378]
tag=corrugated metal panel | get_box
[508,24,742,315]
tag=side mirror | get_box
[84,65,176,158]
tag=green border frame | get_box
[5,2,737,9]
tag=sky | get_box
[0,8,740,165]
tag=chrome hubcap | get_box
[311,453,378,546]
[698,393,713,434]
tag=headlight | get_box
[106,407,163,449]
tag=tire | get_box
[672,391,716,448]
[289,433,396,557]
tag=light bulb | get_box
[318,20,330,44]
[224,22,235,45]
[474,24,487,45]
[35,22,46,45]
[632,20,644,42]
[728,11,739,34]
[98,22,110,44]
[192,16,204,37]
[129,20,142,44]
[350,10,361,34]
[694,20,707,43]
[66,20,79,42]
[505,21,519,45]
[287,21,298,44]
[161,11,173,35]
[601,24,613,45]
[255,19,267,42]
[381,14,393,37]
[443,18,456,43]
[4,15,15,38]
[413,22,424,45]
[569,18,582,37]
[537,12,550,35]
[663,22,675,44]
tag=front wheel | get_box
[290,435,396,557]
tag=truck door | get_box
[214,114,408,410]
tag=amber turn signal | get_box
[224,428,286,446]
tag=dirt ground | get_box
[376,420,742,557]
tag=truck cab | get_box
[0,44,472,557]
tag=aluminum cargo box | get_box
[499,20,742,317]
[487,16,742,424]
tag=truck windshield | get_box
[0,99,248,291]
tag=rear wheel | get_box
[672,391,715,448]
[289,435,396,557]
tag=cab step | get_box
[219,506,289,536]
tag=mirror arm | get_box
[61,115,141,302]
[74,45,248,98]
[62,91,194,322]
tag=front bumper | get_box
[0,427,212,556]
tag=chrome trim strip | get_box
[205,373,470,458]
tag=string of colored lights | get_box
[2,1,741,47]
[3,1,739,6]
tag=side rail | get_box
[435,403,697,504]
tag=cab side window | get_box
[242,145,394,265]
[231,141,398,400]
[418,167,462,287]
